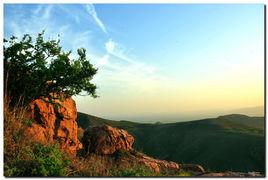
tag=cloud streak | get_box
[5,5,55,39]
[105,39,136,64]
[85,4,107,34]
[92,38,173,94]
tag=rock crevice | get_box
[26,96,82,155]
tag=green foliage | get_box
[177,171,194,176]
[108,165,154,177]
[27,143,70,176]
[4,31,98,107]
[23,119,32,127]
[5,143,70,177]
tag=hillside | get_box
[6,96,210,177]
[77,112,265,174]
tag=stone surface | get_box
[82,125,134,155]
[26,95,82,155]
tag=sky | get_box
[4,4,264,122]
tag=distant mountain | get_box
[77,112,265,174]
[228,106,264,117]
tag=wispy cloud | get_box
[105,39,115,54]
[43,5,53,19]
[6,5,55,38]
[105,39,136,64]
[93,38,173,94]
[85,4,107,34]
[58,5,81,24]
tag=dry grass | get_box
[69,154,114,176]
[4,97,31,164]
[68,153,155,177]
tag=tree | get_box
[4,31,98,107]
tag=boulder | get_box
[82,125,134,155]
[26,95,82,155]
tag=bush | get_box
[23,119,32,127]
[5,143,70,177]
[26,143,70,176]
[177,171,195,176]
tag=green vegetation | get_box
[5,143,70,176]
[25,143,70,176]
[107,164,155,177]
[23,119,33,127]
[177,171,195,176]
[77,112,265,174]
[4,32,98,107]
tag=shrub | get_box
[26,143,70,176]
[177,171,195,176]
[5,143,70,177]
[23,119,32,127]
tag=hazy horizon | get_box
[4,4,264,122]
[78,105,264,123]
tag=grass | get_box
[68,153,156,177]
[177,171,195,176]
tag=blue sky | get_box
[4,4,264,122]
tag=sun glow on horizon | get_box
[4,4,264,122]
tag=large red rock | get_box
[26,95,82,155]
[82,125,134,155]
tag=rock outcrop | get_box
[26,96,82,155]
[82,125,134,155]
[81,125,205,174]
